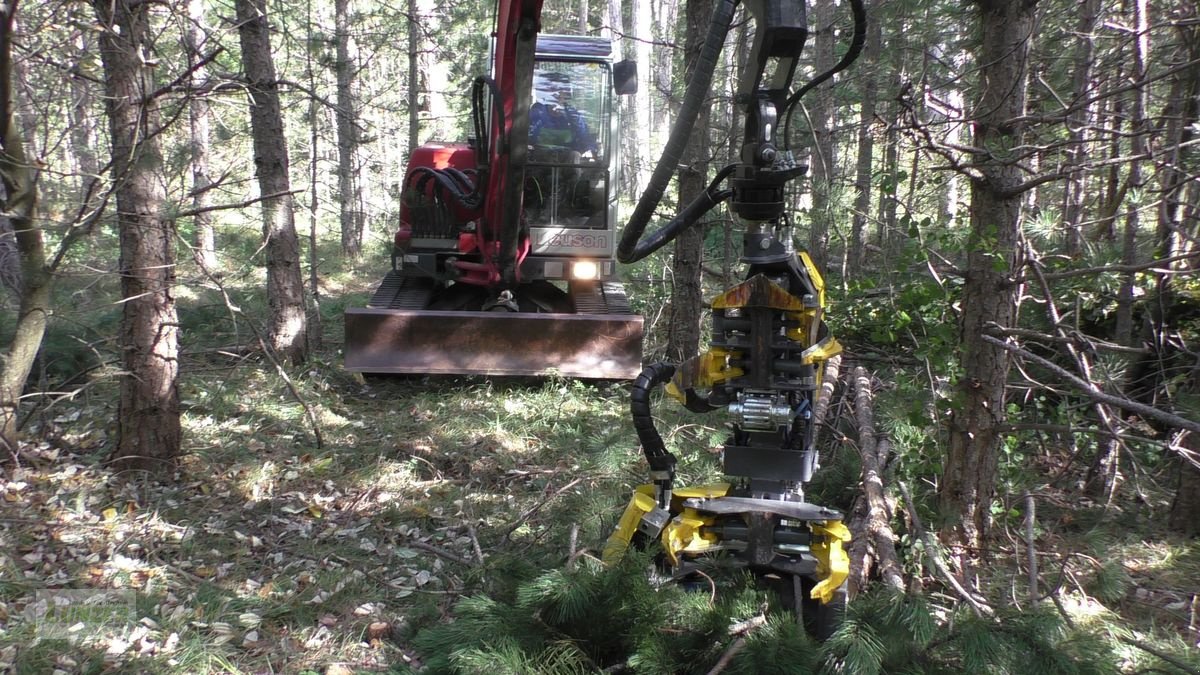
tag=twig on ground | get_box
[180,235,324,449]
[500,477,583,542]
[406,539,475,567]
[467,523,485,564]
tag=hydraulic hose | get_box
[781,0,867,150]
[630,363,678,475]
[617,0,739,264]
[624,165,737,262]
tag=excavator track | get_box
[345,272,644,378]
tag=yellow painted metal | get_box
[671,483,731,500]
[666,348,744,402]
[662,508,720,565]
[809,520,851,604]
[602,484,657,564]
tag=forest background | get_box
[0,0,1197,671]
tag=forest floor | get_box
[0,261,1197,673]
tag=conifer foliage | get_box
[406,556,1120,674]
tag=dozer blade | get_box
[345,308,643,378]
[345,276,643,378]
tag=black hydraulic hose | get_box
[617,0,739,264]
[630,363,678,475]
[782,0,867,150]
[625,165,737,261]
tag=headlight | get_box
[571,260,599,280]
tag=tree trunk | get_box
[407,0,420,152]
[237,0,309,366]
[0,2,47,459]
[940,0,1034,556]
[95,0,182,472]
[807,0,836,272]
[335,0,363,257]
[847,0,880,280]
[186,0,217,271]
[633,0,653,193]
[1061,0,1102,256]
[1114,0,1149,347]
[1169,432,1200,536]
[666,0,712,362]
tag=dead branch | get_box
[986,325,1148,355]
[897,481,993,618]
[405,539,475,567]
[172,189,301,219]
[180,235,324,449]
[981,332,1200,435]
[706,614,766,675]
[500,477,584,542]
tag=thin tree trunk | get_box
[305,0,323,350]
[335,0,363,257]
[941,0,1034,556]
[407,0,420,152]
[847,0,880,280]
[1062,0,1102,256]
[667,0,712,362]
[1169,432,1200,536]
[808,0,836,272]
[95,0,182,472]
[1115,0,1149,348]
[0,1,46,459]
[633,0,653,193]
[186,0,217,270]
[237,0,309,365]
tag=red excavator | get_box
[344,0,643,379]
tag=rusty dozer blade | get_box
[345,276,644,379]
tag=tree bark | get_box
[0,1,47,459]
[95,0,182,472]
[186,0,217,271]
[236,0,309,365]
[666,0,712,362]
[335,0,364,257]
[940,0,1034,556]
[1169,432,1200,536]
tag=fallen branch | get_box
[848,367,905,596]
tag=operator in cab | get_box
[530,89,596,160]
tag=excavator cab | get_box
[344,35,643,378]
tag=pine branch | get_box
[1119,637,1200,675]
